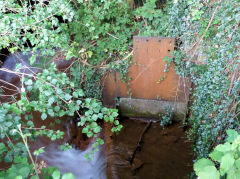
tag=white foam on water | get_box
[39,143,107,179]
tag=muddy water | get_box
[107,119,193,179]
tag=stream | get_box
[0,52,193,179]
[31,117,193,179]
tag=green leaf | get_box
[220,153,235,175]
[109,116,114,122]
[87,51,93,58]
[30,175,39,179]
[77,89,84,97]
[198,166,220,179]
[19,167,30,178]
[209,149,224,162]
[15,176,23,179]
[112,112,118,117]
[52,79,58,85]
[90,122,98,128]
[4,152,13,163]
[87,131,93,137]
[33,147,45,156]
[194,158,215,175]
[44,90,52,96]
[41,113,47,120]
[48,109,55,117]
[98,113,103,119]
[72,92,78,98]
[0,143,6,154]
[64,94,72,101]
[214,143,231,153]
[93,126,101,133]
[14,156,23,163]
[118,125,123,131]
[91,114,98,121]
[76,100,82,105]
[62,173,75,179]
[114,120,119,125]
[56,88,63,94]
[52,170,61,179]
[227,168,240,179]
[226,130,239,143]
[48,97,55,105]
[25,79,33,86]
[104,116,110,122]
[54,106,60,112]
[59,110,65,117]
[235,158,240,169]
[82,127,88,133]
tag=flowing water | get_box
[29,115,107,179]
[35,140,107,179]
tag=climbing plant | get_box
[135,0,240,174]
[164,0,240,162]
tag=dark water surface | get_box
[107,119,193,179]
[30,118,193,179]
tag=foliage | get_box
[0,156,75,179]
[0,62,122,161]
[163,0,240,161]
[67,0,137,97]
[0,0,74,61]
[160,106,173,128]
[135,0,172,36]
[194,130,240,179]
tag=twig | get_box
[189,0,222,59]
[115,50,133,65]
[106,32,119,40]
[129,120,152,164]
[0,79,20,91]
[78,50,133,69]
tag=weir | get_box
[103,36,191,120]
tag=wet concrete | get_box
[107,118,193,179]
[119,98,187,121]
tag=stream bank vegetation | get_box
[0,0,239,178]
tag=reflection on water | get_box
[39,143,106,179]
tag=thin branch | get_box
[189,0,222,59]
[129,120,152,165]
